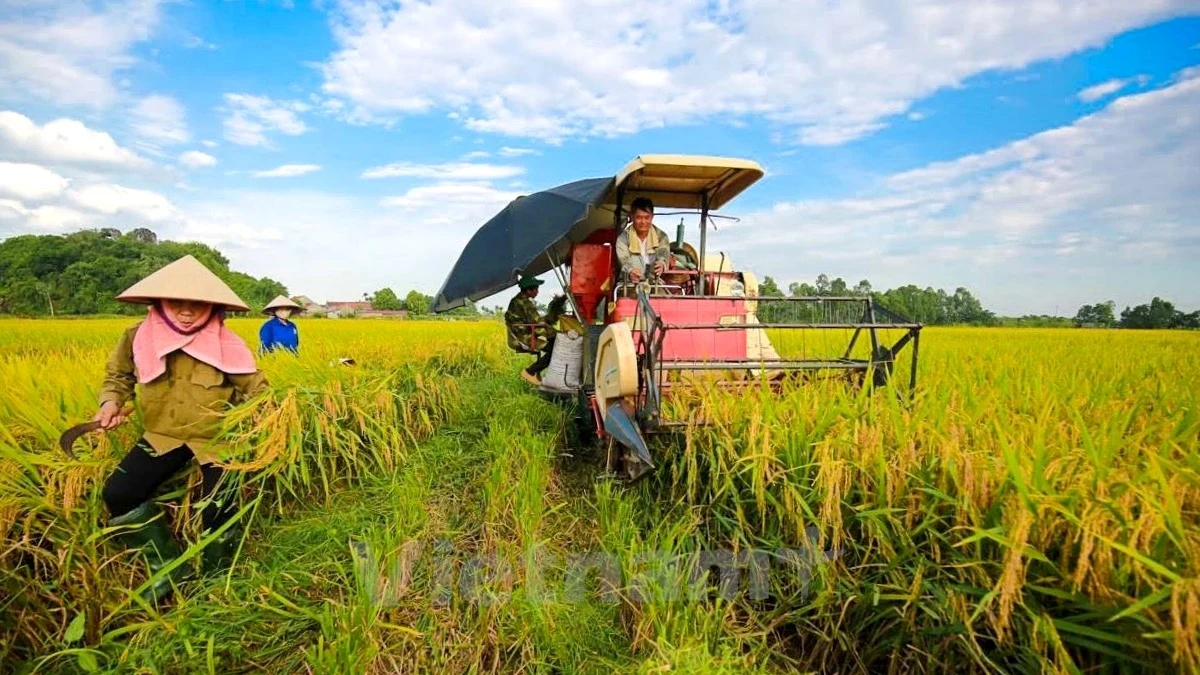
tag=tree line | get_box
[757,274,995,325]
[758,274,1196,329]
[369,287,478,316]
[1074,298,1200,329]
[0,230,288,316]
[3,231,1193,329]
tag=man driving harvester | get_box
[615,197,670,284]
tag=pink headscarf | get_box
[132,304,257,384]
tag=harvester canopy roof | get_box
[432,155,762,313]
[608,155,764,210]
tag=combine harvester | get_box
[435,155,922,479]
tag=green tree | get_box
[403,290,431,315]
[1120,297,1186,329]
[758,276,784,297]
[755,276,787,322]
[0,228,287,315]
[1073,301,1116,327]
[372,287,403,310]
[788,281,815,297]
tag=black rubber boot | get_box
[202,525,242,576]
[109,502,190,604]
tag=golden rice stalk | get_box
[813,435,849,552]
[0,497,18,543]
[59,464,93,516]
[1172,578,1200,670]
[994,503,1034,644]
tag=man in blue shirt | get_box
[260,295,302,354]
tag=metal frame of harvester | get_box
[627,291,923,431]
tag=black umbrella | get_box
[432,177,614,312]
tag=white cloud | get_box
[1179,65,1200,82]
[1077,78,1135,102]
[461,150,491,160]
[130,95,190,148]
[253,164,321,178]
[68,183,177,222]
[380,182,518,209]
[151,182,520,299]
[30,205,89,231]
[184,34,217,50]
[320,0,1192,144]
[0,162,69,201]
[222,94,311,147]
[0,176,178,234]
[0,171,287,246]
[0,203,89,231]
[177,218,284,248]
[179,150,217,169]
[0,0,163,108]
[0,110,287,248]
[498,146,538,157]
[0,110,149,169]
[362,161,524,180]
[720,69,1200,314]
[201,140,218,148]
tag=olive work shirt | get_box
[615,225,671,277]
[99,323,269,464]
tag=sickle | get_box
[58,408,134,459]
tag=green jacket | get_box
[99,323,269,463]
[504,294,554,353]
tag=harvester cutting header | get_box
[435,155,922,479]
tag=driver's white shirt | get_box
[637,234,651,270]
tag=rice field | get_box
[1,318,1198,674]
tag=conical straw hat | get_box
[116,255,250,311]
[263,295,303,314]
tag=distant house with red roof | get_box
[322,300,407,319]
[324,301,372,317]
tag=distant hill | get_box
[0,229,287,316]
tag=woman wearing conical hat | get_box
[93,255,269,602]
[259,295,302,354]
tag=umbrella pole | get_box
[548,249,582,320]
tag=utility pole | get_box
[38,282,54,317]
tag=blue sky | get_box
[1,1,1198,315]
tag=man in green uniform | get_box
[505,275,564,385]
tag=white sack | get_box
[539,330,584,393]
